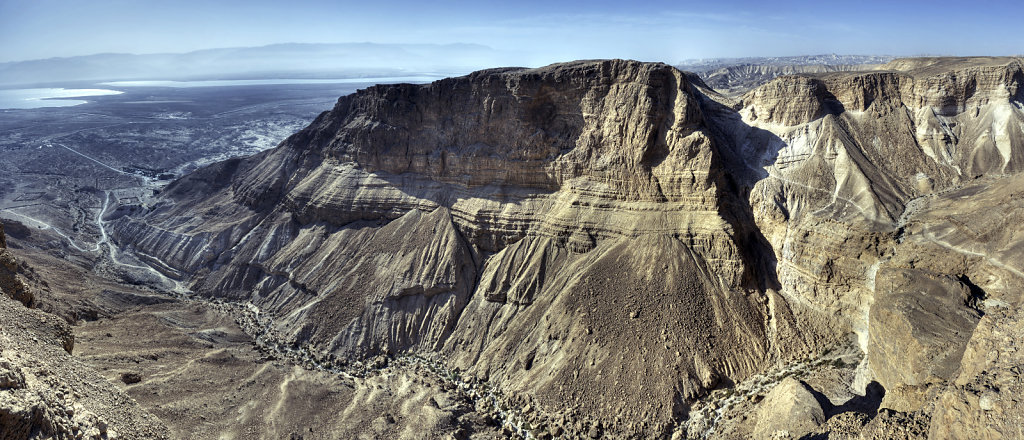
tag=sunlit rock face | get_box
[111,57,1024,438]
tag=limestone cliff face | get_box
[111,60,798,436]
[741,76,845,127]
[110,57,1024,438]
[699,63,878,97]
[729,58,1024,387]
[237,61,724,241]
[740,57,1024,203]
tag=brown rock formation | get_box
[108,57,1024,438]
[111,60,796,437]
[929,307,1024,440]
[697,63,884,98]
[868,268,981,398]
[751,377,826,439]
[0,223,34,309]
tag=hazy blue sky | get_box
[2,0,1022,64]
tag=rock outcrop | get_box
[0,223,171,439]
[929,306,1024,440]
[0,223,34,309]
[109,57,1024,438]
[750,377,826,439]
[868,268,981,398]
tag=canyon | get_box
[3,56,1024,439]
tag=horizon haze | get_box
[3,0,1023,66]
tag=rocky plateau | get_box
[3,55,1024,439]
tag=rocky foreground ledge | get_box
[1,223,171,439]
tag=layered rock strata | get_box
[110,57,1024,438]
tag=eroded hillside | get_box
[103,57,1024,439]
[0,224,171,439]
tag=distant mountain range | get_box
[675,54,897,97]
[0,43,513,87]
[0,47,900,91]
[676,54,895,72]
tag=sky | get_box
[1,0,1023,64]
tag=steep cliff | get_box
[717,57,1024,439]
[111,60,803,436]
[727,57,1024,376]
[0,223,35,309]
[109,57,1024,438]
[698,63,881,97]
